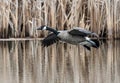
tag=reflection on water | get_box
[0,40,120,83]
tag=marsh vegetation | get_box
[0,0,120,83]
[0,0,120,39]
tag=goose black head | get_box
[37,25,47,30]
[37,25,59,35]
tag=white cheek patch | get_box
[43,26,47,30]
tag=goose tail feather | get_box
[91,39,100,48]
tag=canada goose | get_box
[37,25,99,50]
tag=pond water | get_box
[0,40,120,83]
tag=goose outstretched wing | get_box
[42,33,60,47]
[68,28,93,37]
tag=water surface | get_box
[0,40,120,83]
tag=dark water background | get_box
[0,40,120,83]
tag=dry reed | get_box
[0,0,120,39]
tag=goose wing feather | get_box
[68,27,92,37]
[42,33,60,47]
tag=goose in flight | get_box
[37,25,99,50]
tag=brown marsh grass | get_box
[0,0,120,39]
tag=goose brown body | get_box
[37,25,100,50]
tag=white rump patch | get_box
[85,37,90,40]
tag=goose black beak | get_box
[36,27,42,30]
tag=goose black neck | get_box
[46,27,59,35]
